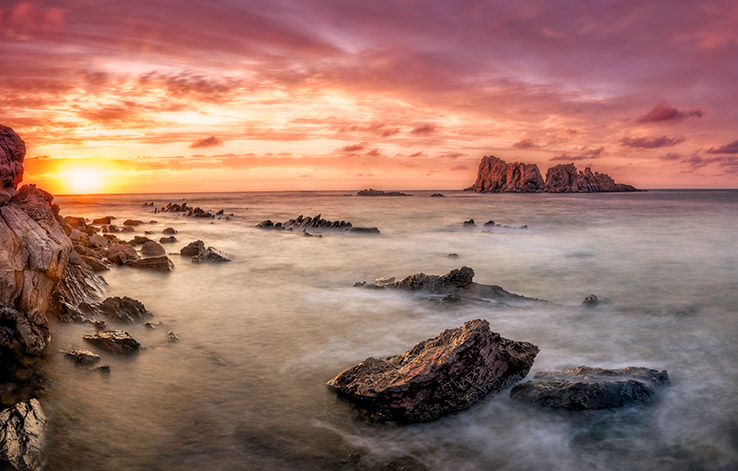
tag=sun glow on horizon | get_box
[59,167,107,195]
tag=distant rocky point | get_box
[465,156,639,193]
[357,188,412,196]
[257,214,380,234]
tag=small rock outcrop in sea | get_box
[140,240,165,256]
[162,227,177,235]
[180,240,205,256]
[327,319,539,422]
[465,155,639,192]
[510,366,670,410]
[155,202,214,218]
[126,255,174,272]
[582,294,599,306]
[0,398,46,471]
[357,188,411,196]
[355,266,544,305]
[256,214,380,234]
[89,296,152,323]
[159,236,177,244]
[192,247,231,263]
[83,330,141,354]
[62,348,100,365]
[429,193,445,197]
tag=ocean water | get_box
[43,190,738,471]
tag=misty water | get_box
[45,190,738,471]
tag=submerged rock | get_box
[510,366,670,410]
[582,294,599,306]
[256,214,380,234]
[83,330,140,354]
[62,348,100,365]
[0,398,46,471]
[328,319,539,422]
[159,236,177,244]
[126,255,174,272]
[356,266,543,305]
[167,331,180,343]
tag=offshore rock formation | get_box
[510,366,670,410]
[328,319,539,422]
[356,189,412,197]
[465,155,638,193]
[257,214,380,234]
[355,266,544,305]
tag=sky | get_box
[1,0,737,194]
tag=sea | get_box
[43,189,738,471]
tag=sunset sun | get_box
[61,168,105,194]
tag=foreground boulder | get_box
[180,240,205,256]
[0,398,46,471]
[510,366,670,410]
[126,255,174,272]
[257,214,380,234]
[83,330,140,354]
[355,266,543,305]
[140,240,165,256]
[328,319,539,422]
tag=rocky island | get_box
[465,155,639,192]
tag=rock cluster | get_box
[355,266,543,305]
[155,202,214,218]
[328,319,539,422]
[510,366,670,410]
[179,240,230,263]
[357,189,412,196]
[257,214,380,234]
[465,155,638,192]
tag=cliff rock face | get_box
[465,155,638,193]
[465,156,545,192]
[0,126,72,356]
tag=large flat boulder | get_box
[83,330,140,354]
[328,319,539,422]
[510,366,670,410]
[0,398,46,471]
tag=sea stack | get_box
[465,155,638,192]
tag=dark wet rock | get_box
[582,294,599,306]
[429,193,444,197]
[123,219,143,226]
[142,202,154,207]
[483,220,496,226]
[463,219,475,226]
[0,398,46,471]
[158,202,214,218]
[257,214,380,234]
[519,225,528,229]
[102,224,120,233]
[80,255,108,272]
[328,319,539,422]
[192,247,231,263]
[128,235,152,246]
[215,209,224,216]
[83,330,140,354]
[447,253,459,258]
[144,321,165,329]
[105,243,139,265]
[180,240,205,256]
[466,155,639,193]
[162,227,177,235]
[126,255,174,272]
[62,348,100,365]
[439,293,462,304]
[93,296,152,323]
[92,365,111,373]
[357,189,411,197]
[140,240,165,256]
[91,216,112,225]
[159,236,177,244]
[356,267,543,305]
[510,366,670,411]
[167,331,180,343]
[120,226,135,233]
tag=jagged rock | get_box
[167,331,180,343]
[582,294,599,306]
[180,240,205,256]
[80,255,108,272]
[0,398,46,471]
[465,156,545,192]
[357,189,412,196]
[466,156,638,193]
[140,241,165,256]
[105,243,139,265]
[463,219,475,226]
[91,216,112,225]
[256,214,380,234]
[162,227,177,235]
[83,330,140,354]
[126,256,174,272]
[545,164,638,192]
[356,267,543,305]
[159,236,177,244]
[52,262,106,321]
[328,319,539,422]
[0,183,73,355]
[510,366,669,410]
[192,247,231,263]
[0,125,26,192]
[63,348,100,365]
[92,296,152,323]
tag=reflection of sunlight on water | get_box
[44,190,738,470]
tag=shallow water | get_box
[44,190,738,470]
